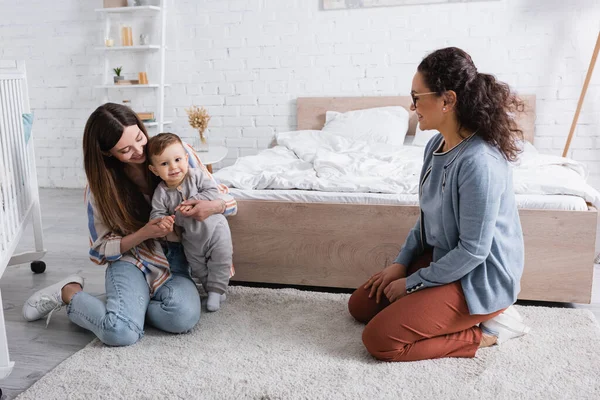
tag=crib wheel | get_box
[31,261,46,274]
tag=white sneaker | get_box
[23,275,84,325]
[480,305,530,344]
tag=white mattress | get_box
[216,130,600,209]
[229,189,591,211]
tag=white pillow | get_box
[412,125,439,147]
[322,106,409,146]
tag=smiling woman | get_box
[411,47,523,160]
[348,47,530,362]
[22,102,238,347]
[109,126,148,163]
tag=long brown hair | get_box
[83,103,159,243]
[418,47,524,161]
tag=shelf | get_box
[96,2,169,136]
[144,121,172,127]
[94,6,161,13]
[94,84,170,89]
[95,45,161,52]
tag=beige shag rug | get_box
[17,286,600,399]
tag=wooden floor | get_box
[1,188,599,399]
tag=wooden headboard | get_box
[296,95,536,143]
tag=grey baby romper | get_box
[150,167,233,294]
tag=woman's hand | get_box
[140,216,175,239]
[364,263,407,304]
[175,199,224,222]
[178,204,193,213]
[383,278,407,303]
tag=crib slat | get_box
[1,81,19,237]
[0,85,8,253]
[0,81,18,243]
[9,80,28,217]
[15,80,32,209]
[6,81,22,220]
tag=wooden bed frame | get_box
[228,96,596,304]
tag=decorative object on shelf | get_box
[139,34,150,45]
[121,26,133,46]
[116,79,140,85]
[112,66,123,83]
[137,112,154,121]
[127,0,140,6]
[104,0,127,7]
[138,72,148,85]
[186,105,211,152]
[105,37,114,47]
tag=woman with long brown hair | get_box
[22,103,236,346]
[349,47,530,361]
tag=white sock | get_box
[207,292,222,312]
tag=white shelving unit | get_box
[94,0,169,132]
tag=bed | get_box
[0,61,47,383]
[222,96,597,304]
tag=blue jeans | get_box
[67,242,201,346]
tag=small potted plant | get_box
[185,105,211,152]
[113,66,123,84]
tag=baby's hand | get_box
[157,215,175,230]
[175,204,193,213]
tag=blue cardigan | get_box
[395,133,524,315]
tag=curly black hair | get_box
[418,47,524,161]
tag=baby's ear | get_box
[148,164,159,176]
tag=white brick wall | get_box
[1,0,600,188]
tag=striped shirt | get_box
[86,142,237,294]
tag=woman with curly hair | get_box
[348,47,530,362]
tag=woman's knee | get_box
[362,322,399,361]
[99,314,143,347]
[149,288,201,333]
[163,304,201,333]
[348,287,375,323]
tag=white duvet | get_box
[215,130,600,208]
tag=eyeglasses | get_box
[410,91,437,108]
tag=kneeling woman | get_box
[348,47,530,362]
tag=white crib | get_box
[0,60,47,380]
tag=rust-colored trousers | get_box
[348,251,503,362]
